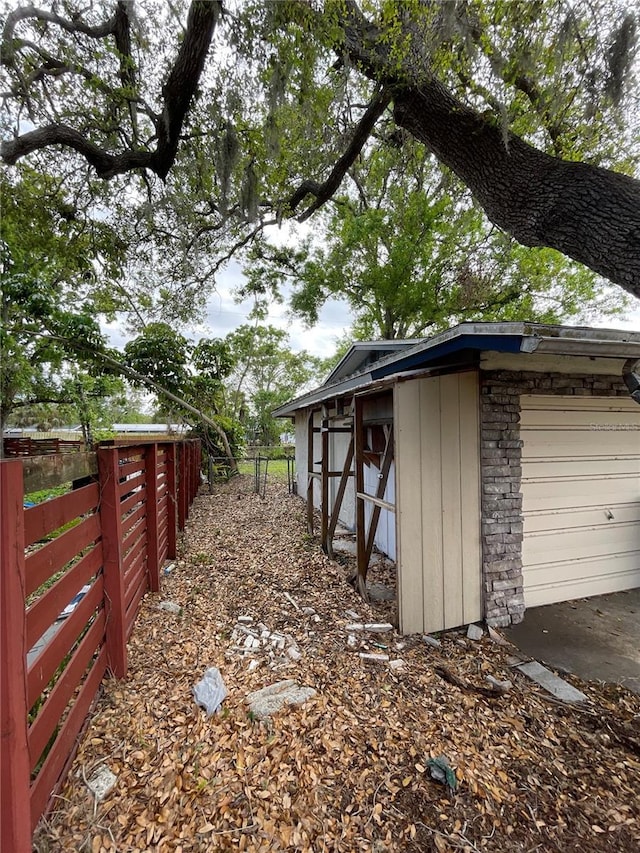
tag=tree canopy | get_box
[1,0,638,297]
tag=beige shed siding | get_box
[395,372,482,634]
[521,395,640,607]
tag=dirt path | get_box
[36,477,640,852]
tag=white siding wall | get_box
[363,459,396,559]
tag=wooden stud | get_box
[320,405,329,552]
[354,397,367,600]
[325,436,354,560]
[363,425,395,571]
[306,411,315,534]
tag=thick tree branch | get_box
[334,2,640,293]
[288,87,392,220]
[1,1,221,180]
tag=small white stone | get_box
[238,615,254,624]
[347,634,358,648]
[86,764,117,801]
[247,659,260,673]
[389,658,405,671]
[158,601,181,614]
[466,623,484,641]
[287,647,302,661]
[312,614,321,623]
[301,606,316,615]
[345,610,359,620]
[359,652,389,663]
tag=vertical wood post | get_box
[177,444,186,531]
[0,461,32,853]
[145,444,160,593]
[306,411,315,534]
[166,444,177,559]
[354,397,368,600]
[97,448,127,678]
[320,405,329,553]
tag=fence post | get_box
[177,444,186,532]
[145,444,160,593]
[97,448,127,678]
[166,444,177,559]
[0,461,32,853]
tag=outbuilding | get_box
[273,323,640,634]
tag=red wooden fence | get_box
[0,439,201,853]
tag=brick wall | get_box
[480,371,628,627]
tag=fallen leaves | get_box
[33,476,640,853]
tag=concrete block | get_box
[516,661,587,703]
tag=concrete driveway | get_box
[504,588,640,695]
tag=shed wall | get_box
[395,372,482,634]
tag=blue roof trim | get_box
[370,334,524,379]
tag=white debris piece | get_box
[345,610,360,620]
[346,622,394,633]
[359,652,390,663]
[389,659,405,671]
[86,764,117,802]
[237,615,254,624]
[466,623,484,641]
[247,659,260,673]
[423,634,442,648]
[301,606,316,616]
[158,601,181,614]
[246,680,316,719]
[287,647,302,661]
[486,675,512,691]
[347,634,358,649]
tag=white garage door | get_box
[521,395,640,607]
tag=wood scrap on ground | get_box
[34,476,640,853]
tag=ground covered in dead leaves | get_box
[36,477,640,852]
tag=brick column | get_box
[480,373,525,627]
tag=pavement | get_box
[504,588,640,695]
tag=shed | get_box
[274,323,640,634]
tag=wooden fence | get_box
[4,437,85,457]
[0,439,202,853]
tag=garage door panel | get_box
[521,458,639,479]
[522,397,638,412]
[524,523,640,563]
[525,557,640,608]
[523,502,640,533]
[522,432,639,458]
[522,476,639,510]
[521,395,640,608]
[521,409,640,428]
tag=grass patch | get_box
[237,459,290,482]
[25,482,72,504]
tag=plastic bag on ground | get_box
[193,667,228,715]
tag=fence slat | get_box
[98,448,127,678]
[26,514,101,598]
[28,611,105,773]
[24,481,99,546]
[27,578,103,709]
[26,544,102,650]
[0,461,32,853]
[29,646,108,830]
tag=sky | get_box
[103,255,640,361]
